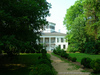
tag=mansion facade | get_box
[40,22,68,51]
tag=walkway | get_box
[50,53,90,75]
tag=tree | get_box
[84,0,100,41]
[0,0,51,55]
[83,0,100,54]
[64,0,100,54]
[63,0,86,52]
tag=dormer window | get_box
[50,26,55,30]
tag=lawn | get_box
[0,53,50,75]
[68,53,100,63]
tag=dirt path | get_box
[50,53,90,75]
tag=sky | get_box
[46,0,77,33]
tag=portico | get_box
[40,33,68,51]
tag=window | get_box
[59,45,61,48]
[50,26,55,29]
[61,38,64,42]
[45,38,49,43]
[63,45,66,49]
[51,38,55,43]
[57,38,59,42]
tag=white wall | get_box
[40,36,68,51]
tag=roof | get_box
[41,32,66,36]
[49,22,56,25]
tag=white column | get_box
[55,37,57,48]
[43,37,45,48]
[55,37,57,44]
[59,37,61,43]
[43,37,45,43]
[49,37,51,51]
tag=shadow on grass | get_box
[0,53,42,75]
[0,64,30,75]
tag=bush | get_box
[64,53,69,59]
[71,57,77,62]
[90,59,100,73]
[68,56,72,61]
[55,46,62,55]
[53,49,57,54]
[59,49,69,58]
[41,49,48,59]
[41,49,47,54]
[29,64,54,75]
[81,57,92,68]
[38,58,52,68]
[84,41,100,54]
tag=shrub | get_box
[90,59,100,73]
[60,50,69,58]
[41,49,47,58]
[55,46,62,55]
[38,58,52,68]
[71,57,77,62]
[64,53,69,59]
[84,41,100,54]
[68,56,72,61]
[53,49,57,54]
[81,57,92,68]
[41,49,47,54]
[60,52,65,57]
[29,64,54,75]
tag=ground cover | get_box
[0,53,50,75]
[68,53,100,63]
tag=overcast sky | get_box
[46,0,77,33]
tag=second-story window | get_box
[57,38,59,42]
[61,38,64,42]
[50,26,55,30]
[63,45,66,49]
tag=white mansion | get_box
[40,22,68,51]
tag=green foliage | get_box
[84,40,100,54]
[53,46,69,59]
[81,57,92,68]
[38,58,52,68]
[55,46,62,55]
[84,0,100,40]
[68,56,72,61]
[29,51,54,75]
[41,49,47,54]
[71,57,77,62]
[64,0,87,53]
[0,0,51,55]
[53,49,57,54]
[64,0,100,54]
[90,59,100,73]
[60,51,69,59]
[34,44,44,53]
[29,64,54,75]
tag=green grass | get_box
[68,53,100,63]
[0,53,42,75]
